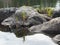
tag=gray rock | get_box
[1,6,53,38]
[53,34,60,44]
[0,7,18,23]
[52,10,60,18]
[29,17,60,37]
[1,6,47,27]
[29,17,60,44]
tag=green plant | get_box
[22,11,27,42]
[15,11,27,42]
[45,7,53,17]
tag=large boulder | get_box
[1,6,48,28]
[29,17,60,44]
[1,6,52,38]
[29,17,60,37]
[1,6,51,37]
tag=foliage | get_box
[0,0,58,8]
[21,11,27,41]
[35,7,54,17]
[15,10,27,41]
[0,0,3,8]
[22,11,26,21]
[45,7,54,17]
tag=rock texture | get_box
[1,6,60,45]
[0,7,18,23]
[1,6,49,27]
[52,10,60,18]
[53,34,60,44]
[1,6,52,37]
[29,17,60,44]
[29,17,60,37]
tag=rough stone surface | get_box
[29,17,60,37]
[53,34,60,44]
[52,10,60,18]
[0,7,18,23]
[1,6,48,27]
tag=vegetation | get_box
[22,11,27,42]
[0,0,58,8]
[0,0,60,43]
[45,7,54,17]
[15,11,27,41]
[35,7,54,17]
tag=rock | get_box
[0,7,18,23]
[29,17,60,44]
[53,34,60,44]
[52,10,60,18]
[1,6,48,28]
[1,6,53,38]
[0,25,11,32]
[29,17,60,37]
[1,6,51,37]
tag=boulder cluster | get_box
[0,6,60,45]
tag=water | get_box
[0,31,57,45]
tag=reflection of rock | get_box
[0,7,17,23]
[1,6,49,28]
